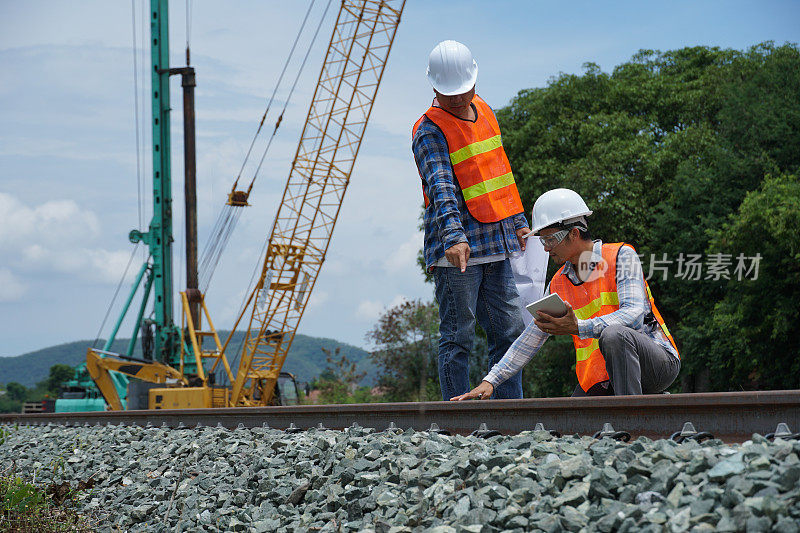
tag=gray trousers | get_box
[572,324,681,396]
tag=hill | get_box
[0,332,374,388]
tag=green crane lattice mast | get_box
[128,0,179,365]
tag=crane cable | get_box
[92,243,143,350]
[131,0,145,235]
[231,0,317,192]
[198,202,243,292]
[220,0,336,381]
[198,1,318,292]
[247,0,334,192]
[198,0,332,293]
[185,0,193,65]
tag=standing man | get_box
[452,189,681,400]
[412,40,530,401]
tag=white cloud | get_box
[321,258,349,276]
[355,294,408,322]
[0,193,99,247]
[355,300,383,322]
[206,285,251,329]
[0,192,133,284]
[388,294,409,309]
[49,247,135,284]
[196,106,273,124]
[307,291,329,308]
[383,231,423,274]
[0,269,26,302]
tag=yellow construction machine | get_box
[85,1,404,411]
[86,290,300,409]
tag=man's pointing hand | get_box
[445,242,471,272]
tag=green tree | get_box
[368,300,440,401]
[704,173,800,390]
[43,364,74,396]
[0,398,21,414]
[315,347,369,404]
[5,382,27,403]
[491,42,800,393]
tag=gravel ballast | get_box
[1,423,799,532]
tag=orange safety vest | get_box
[549,242,680,392]
[412,95,524,223]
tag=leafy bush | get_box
[0,472,95,532]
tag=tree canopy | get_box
[495,42,800,393]
[367,300,441,402]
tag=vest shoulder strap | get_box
[471,96,498,125]
[412,115,426,137]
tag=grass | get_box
[0,470,102,532]
[1,426,100,532]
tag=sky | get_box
[1,0,799,357]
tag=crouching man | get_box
[452,188,680,399]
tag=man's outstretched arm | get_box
[451,320,549,400]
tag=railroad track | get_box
[2,391,798,443]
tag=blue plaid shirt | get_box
[412,114,528,269]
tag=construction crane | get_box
[80,0,405,410]
[223,0,405,406]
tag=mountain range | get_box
[0,332,374,388]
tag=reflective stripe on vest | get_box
[549,242,679,393]
[576,339,599,362]
[461,172,515,201]
[572,292,620,320]
[449,134,503,165]
[411,95,524,223]
[644,279,678,350]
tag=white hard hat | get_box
[426,40,478,96]
[529,188,593,235]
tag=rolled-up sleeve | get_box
[412,125,466,251]
[512,212,529,232]
[484,316,549,388]
[577,245,649,339]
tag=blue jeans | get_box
[433,259,524,400]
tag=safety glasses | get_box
[538,229,570,247]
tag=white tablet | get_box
[526,293,568,318]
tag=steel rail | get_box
[3,391,798,443]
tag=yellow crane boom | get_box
[228,0,405,405]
